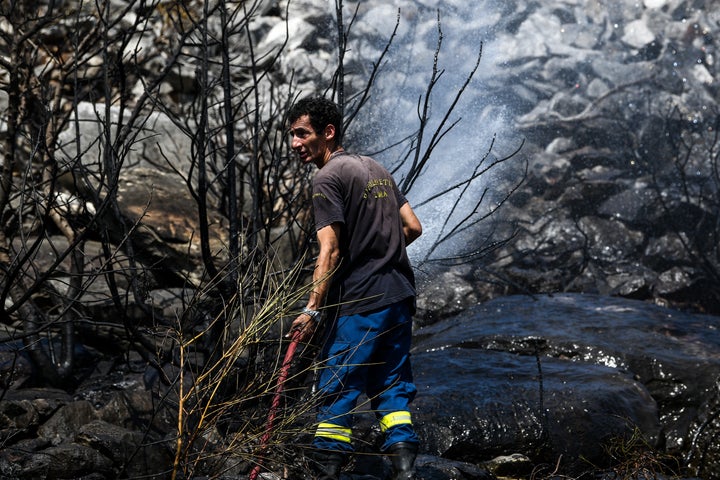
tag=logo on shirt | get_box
[363,178,392,199]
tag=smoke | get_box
[348,1,523,266]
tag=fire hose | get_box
[248,329,302,480]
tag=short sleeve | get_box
[312,176,345,231]
[394,182,408,208]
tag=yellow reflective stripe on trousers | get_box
[379,411,412,432]
[315,423,353,444]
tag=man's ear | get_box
[323,124,336,142]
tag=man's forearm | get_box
[306,223,341,311]
[307,260,332,310]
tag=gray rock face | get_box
[329,0,720,314]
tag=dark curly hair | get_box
[288,96,343,144]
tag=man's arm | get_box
[400,202,422,246]
[289,222,342,341]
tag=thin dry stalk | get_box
[169,250,324,478]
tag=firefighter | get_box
[288,96,423,480]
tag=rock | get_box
[483,453,533,478]
[11,442,114,479]
[556,177,622,216]
[88,379,176,433]
[0,388,73,443]
[335,0,720,314]
[76,420,174,479]
[597,181,657,226]
[56,103,194,177]
[644,232,690,269]
[411,347,660,475]
[412,293,720,477]
[415,266,478,326]
[76,420,145,463]
[0,438,51,479]
[622,18,657,49]
[115,167,228,275]
[38,400,99,445]
[0,397,41,439]
[578,216,645,264]
[6,294,716,479]
[414,455,495,480]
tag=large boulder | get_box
[410,293,720,478]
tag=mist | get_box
[346,1,524,265]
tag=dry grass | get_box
[528,426,683,480]
[167,250,322,479]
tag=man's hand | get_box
[287,312,317,343]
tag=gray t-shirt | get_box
[312,151,416,316]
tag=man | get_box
[287,96,422,480]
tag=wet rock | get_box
[686,380,720,476]
[3,0,720,479]
[654,266,698,295]
[578,216,645,264]
[411,347,660,475]
[602,262,657,297]
[597,181,658,226]
[644,233,690,269]
[5,294,717,479]
[412,293,720,478]
[415,266,478,326]
[556,177,622,217]
[413,455,495,480]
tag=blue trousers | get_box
[312,300,419,453]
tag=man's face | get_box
[289,114,331,168]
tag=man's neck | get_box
[317,146,344,168]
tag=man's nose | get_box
[291,136,301,149]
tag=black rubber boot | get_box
[310,451,346,480]
[387,442,418,480]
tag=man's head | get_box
[288,96,343,168]
[288,96,343,142]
